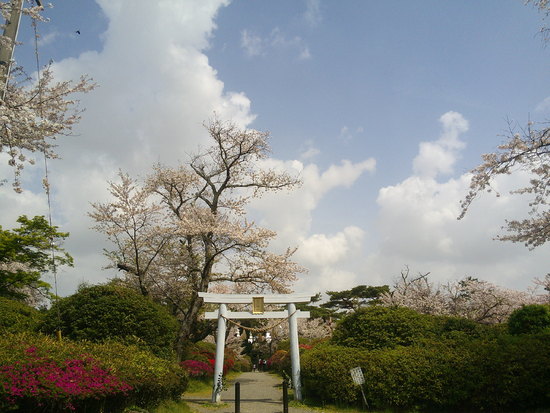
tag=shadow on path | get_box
[183,372,320,413]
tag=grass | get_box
[151,373,243,413]
[290,400,550,413]
[185,371,243,395]
[185,378,212,395]
[288,394,371,412]
[150,400,195,413]
[289,400,364,412]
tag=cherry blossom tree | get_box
[381,266,539,323]
[380,267,448,316]
[90,118,304,358]
[534,274,550,302]
[526,0,549,41]
[0,1,95,192]
[458,124,549,249]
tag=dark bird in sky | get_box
[76,30,81,35]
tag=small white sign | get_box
[350,366,365,385]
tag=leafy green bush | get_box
[302,333,550,411]
[183,341,216,362]
[431,314,481,337]
[267,349,290,375]
[40,284,178,357]
[0,297,42,333]
[508,304,550,335]
[361,341,474,410]
[179,341,239,379]
[301,344,368,405]
[331,306,434,349]
[232,355,252,372]
[82,340,188,407]
[0,332,188,412]
[464,333,550,411]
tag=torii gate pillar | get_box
[212,303,227,402]
[199,292,313,403]
[287,302,302,400]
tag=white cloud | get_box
[248,158,375,239]
[295,267,358,294]
[247,157,375,293]
[413,111,468,178]
[240,27,311,60]
[338,125,364,142]
[299,140,320,160]
[241,29,264,56]
[37,31,59,47]
[270,28,311,60]
[304,0,322,27]
[535,96,550,114]
[365,111,549,291]
[298,226,365,267]
[299,46,311,60]
[339,126,350,140]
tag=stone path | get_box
[183,372,322,413]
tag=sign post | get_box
[350,366,368,409]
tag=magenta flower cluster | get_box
[0,346,132,411]
[180,360,214,378]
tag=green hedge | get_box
[301,344,368,405]
[301,333,550,411]
[41,284,178,358]
[0,297,42,334]
[465,333,550,411]
[361,342,473,410]
[0,332,188,412]
[508,304,550,335]
[331,306,434,349]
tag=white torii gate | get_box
[199,292,314,403]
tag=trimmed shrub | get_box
[232,356,252,372]
[40,284,178,358]
[180,360,213,378]
[464,333,550,411]
[84,340,188,408]
[179,341,238,379]
[0,350,132,411]
[301,345,368,405]
[302,334,550,411]
[331,306,434,349]
[0,297,42,333]
[508,304,550,335]
[267,350,290,375]
[302,342,470,408]
[0,332,188,412]
[431,314,483,337]
[361,342,474,410]
[180,341,215,364]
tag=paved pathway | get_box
[183,372,322,413]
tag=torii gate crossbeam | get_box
[199,292,313,403]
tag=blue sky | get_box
[2,0,549,296]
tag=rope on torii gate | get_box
[220,310,298,333]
